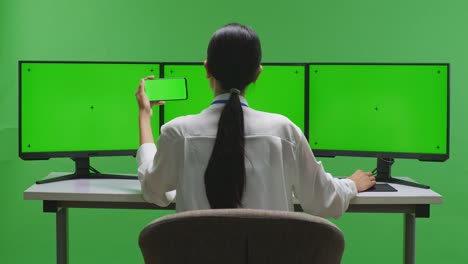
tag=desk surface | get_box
[24,172,443,206]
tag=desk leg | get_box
[57,208,68,264]
[404,213,415,264]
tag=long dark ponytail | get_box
[204,23,262,208]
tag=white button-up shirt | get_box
[137,94,357,218]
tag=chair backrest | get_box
[139,209,345,264]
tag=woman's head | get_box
[206,23,262,91]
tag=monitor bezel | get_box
[308,62,450,162]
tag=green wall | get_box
[1,0,467,263]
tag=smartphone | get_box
[145,78,188,101]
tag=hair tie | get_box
[230,88,241,95]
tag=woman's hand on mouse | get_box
[348,170,376,192]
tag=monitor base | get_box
[377,177,430,189]
[376,157,430,189]
[35,157,137,184]
[36,173,137,184]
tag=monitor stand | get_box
[375,158,430,189]
[36,157,138,184]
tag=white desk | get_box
[24,173,442,264]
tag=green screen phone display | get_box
[163,64,305,132]
[145,78,188,101]
[308,64,448,157]
[20,62,161,156]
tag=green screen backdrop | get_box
[2,0,468,263]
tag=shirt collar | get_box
[210,93,249,107]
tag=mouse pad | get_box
[365,183,397,192]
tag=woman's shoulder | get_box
[245,108,304,140]
[247,108,298,126]
[160,114,199,134]
[159,110,217,140]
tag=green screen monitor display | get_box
[163,63,306,132]
[308,63,449,188]
[19,61,160,183]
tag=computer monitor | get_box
[19,61,161,183]
[308,63,450,188]
[162,63,306,132]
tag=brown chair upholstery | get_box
[139,209,345,264]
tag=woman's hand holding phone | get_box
[135,75,165,118]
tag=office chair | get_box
[139,208,345,264]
